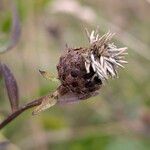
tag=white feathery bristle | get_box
[84,29,128,83]
[86,29,100,44]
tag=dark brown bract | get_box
[33,29,128,114]
[57,47,102,99]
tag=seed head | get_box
[57,29,128,99]
[33,29,128,114]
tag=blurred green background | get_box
[0,0,150,149]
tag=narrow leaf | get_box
[1,64,19,112]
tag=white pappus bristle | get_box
[84,29,128,83]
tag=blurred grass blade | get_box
[1,64,19,112]
[0,1,21,54]
[32,94,57,115]
[0,63,2,77]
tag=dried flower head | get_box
[33,29,128,114]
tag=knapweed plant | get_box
[33,29,128,115]
[0,26,127,129]
[0,1,127,128]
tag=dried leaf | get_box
[57,92,80,104]
[39,70,59,82]
[32,94,57,115]
[1,64,19,112]
[57,91,99,104]
[32,90,99,115]
[0,1,21,54]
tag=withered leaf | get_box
[32,90,99,115]
[32,92,82,115]
[1,64,19,112]
[57,92,80,104]
[57,91,99,105]
[32,94,57,115]
[39,70,59,82]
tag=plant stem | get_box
[0,96,43,130]
[0,92,87,129]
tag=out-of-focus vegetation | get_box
[0,0,150,149]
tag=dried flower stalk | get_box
[33,29,128,114]
[0,29,128,129]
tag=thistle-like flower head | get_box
[33,29,128,114]
[57,29,128,99]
